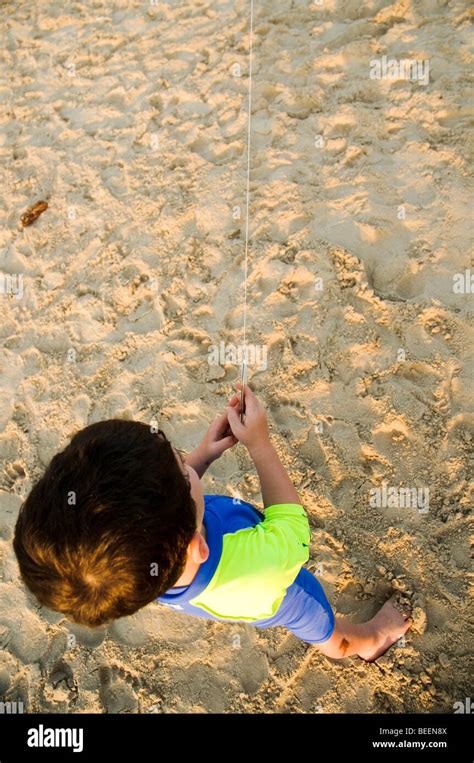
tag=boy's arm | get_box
[183,445,211,479]
[248,440,300,509]
[226,385,301,510]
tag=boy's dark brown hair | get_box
[13,420,197,628]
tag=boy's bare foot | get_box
[357,595,412,662]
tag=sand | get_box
[0,0,472,714]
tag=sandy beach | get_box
[0,0,472,713]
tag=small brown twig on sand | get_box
[20,200,48,227]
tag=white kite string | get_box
[240,0,254,421]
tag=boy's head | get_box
[13,419,207,627]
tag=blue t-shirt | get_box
[156,495,334,643]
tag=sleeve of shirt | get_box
[189,503,311,621]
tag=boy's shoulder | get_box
[220,501,310,574]
[203,494,308,536]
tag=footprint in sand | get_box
[0,650,29,711]
[49,659,77,693]
[2,461,26,491]
[270,397,306,433]
[98,663,141,714]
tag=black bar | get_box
[0,712,471,761]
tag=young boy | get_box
[13,384,411,661]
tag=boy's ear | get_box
[188,530,209,563]
[199,533,209,562]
